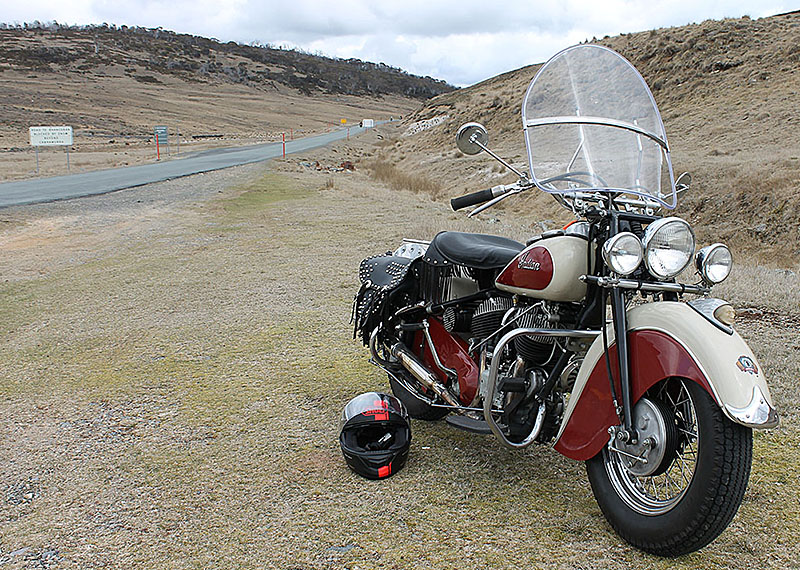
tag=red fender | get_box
[553,329,714,461]
[414,319,479,405]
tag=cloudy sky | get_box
[4,1,796,86]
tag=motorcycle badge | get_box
[517,248,544,271]
[736,355,758,375]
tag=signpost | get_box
[154,125,169,160]
[29,126,73,173]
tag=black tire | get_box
[586,378,752,557]
[388,372,450,421]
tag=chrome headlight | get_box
[643,217,695,279]
[602,232,643,276]
[696,243,733,284]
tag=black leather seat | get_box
[425,231,525,270]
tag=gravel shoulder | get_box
[0,133,798,569]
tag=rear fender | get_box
[554,301,778,461]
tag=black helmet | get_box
[339,392,411,479]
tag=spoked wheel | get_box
[586,378,753,556]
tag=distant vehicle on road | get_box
[360,119,374,128]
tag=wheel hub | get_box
[611,398,670,477]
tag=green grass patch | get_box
[223,171,314,214]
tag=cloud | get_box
[2,0,794,85]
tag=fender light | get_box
[688,298,735,334]
[714,303,736,326]
[696,243,733,284]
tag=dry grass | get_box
[1,145,798,568]
[3,13,799,568]
[368,159,443,197]
[0,70,418,182]
[716,265,800,316]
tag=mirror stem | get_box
[471,137,529,181]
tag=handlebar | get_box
[450,185,507,211]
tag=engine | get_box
[443,295,580,443]
[443,294,579,364]
[353,241,582,445]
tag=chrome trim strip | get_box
[725,385,780,428]
[687,298,734,335]
[525,116,668,148]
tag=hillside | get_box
[0,24,454,181]
[0,23,454,99]
[381,12,800,265]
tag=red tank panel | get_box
[495,246,554,291]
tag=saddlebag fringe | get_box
[419,262,452,304]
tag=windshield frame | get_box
[522,44,677,210]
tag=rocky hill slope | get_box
[383,12,800,264]
[0,23,454,99]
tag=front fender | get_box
[554,301,778,461]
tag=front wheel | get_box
[586,378,752,557]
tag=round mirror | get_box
[456,122,488,155]
[676,172,692,191]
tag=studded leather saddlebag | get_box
[352,254,417,346]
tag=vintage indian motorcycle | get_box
[351,45,779,556]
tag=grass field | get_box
[1,154,798,568]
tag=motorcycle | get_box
[351,44,778,556]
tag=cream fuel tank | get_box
[495,224,590,302]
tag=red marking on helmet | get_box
[378,464,391,478]
[361,411,389,421]
[362,403,390,421]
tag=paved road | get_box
[0,125,367,208]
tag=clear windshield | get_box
[522,45,676,209]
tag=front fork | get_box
[608,209,638,445]
[611,287,637,443]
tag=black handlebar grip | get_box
[450,188,496,211]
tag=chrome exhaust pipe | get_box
[390,342,461,408]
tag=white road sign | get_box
[30,126,73,147]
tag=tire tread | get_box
[586,380,753,557]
